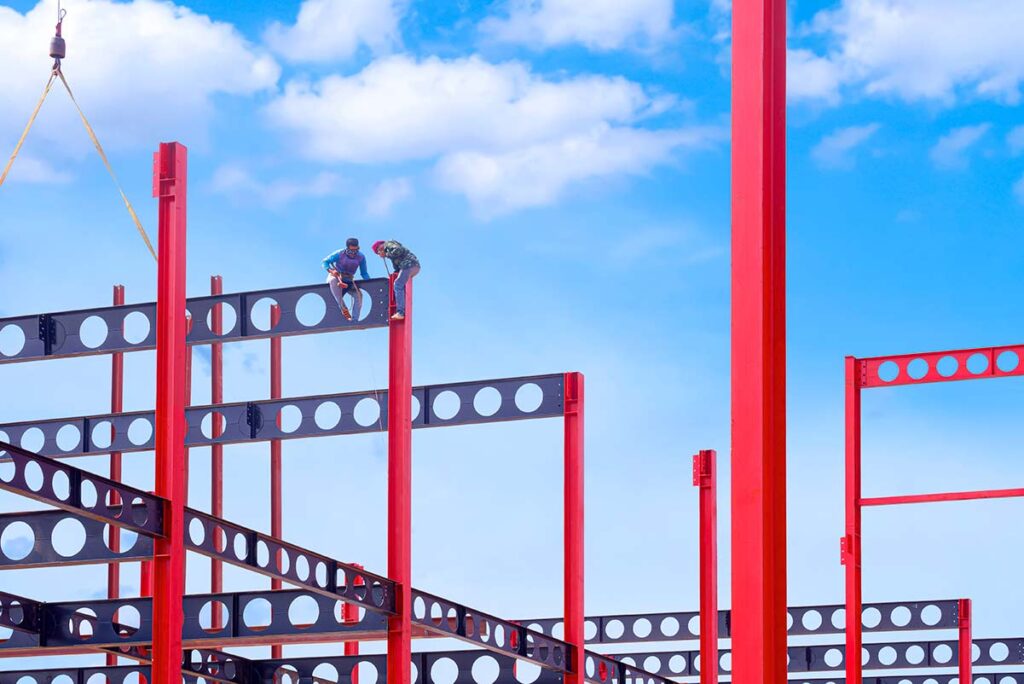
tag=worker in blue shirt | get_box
[322,238,371,321]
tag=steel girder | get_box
[0,374,565,459]
[0,280,391,365]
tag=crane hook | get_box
[49,1,67,73]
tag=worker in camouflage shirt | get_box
[372,240,420,321]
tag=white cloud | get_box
[1008,126,1024,156]
[794,0,1024,104]
[210,164,344,208]
[365,177,412,216]
[1014,175,1024,205]
[266,55,664,164]
[788,49,843,104]
[929,124,991,170]
[3,155,73,184]
[435,124,717,217]
[266,55,715,214]
[265,0,405,64]
[0,0,278,154]
[480,0,675,51]
[811,123,881,169]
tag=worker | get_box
[372,240,420,321]
[322,238,370,321]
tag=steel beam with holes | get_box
[844,344,1024,684]
[521,598,960,644]
[0,588,389,657]
[0,374,565,459]
[613,635,1021,677]
[0,590,257,683]
[0,279,391,365]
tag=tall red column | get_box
[270,304,283,660]
[386,274,412,684]
[563,372,585,684]
[151,141,188,683]
[211,275,224,599]
[693,449,718,684]
[730,0,787,681]
[106,284,125,668]
[959,598,972,683]
[843,356,863,684]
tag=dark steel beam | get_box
[0,279,391,365]
[521,598,960,643]
[0,588,388,657]
[0,374,565,459]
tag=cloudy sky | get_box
[1,0,1024,673]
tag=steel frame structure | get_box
[0,0,1007,667]
[842,345,1024,684]
[0,142,669,684]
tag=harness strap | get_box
[0,73,57,189]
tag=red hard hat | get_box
[372,240,385,253]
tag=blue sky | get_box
[1,0,1024,671]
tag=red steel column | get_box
[693,449,719,684]
[959,598,972,684]
[106,284,125,668]
[730,0,788,680]
[386,273,412,684]
[346,564,363,684]
[563,372,585,684]
[270,304,283,660]
[211,275,224,599]
[843,356,863,684]
[151,141,188,684]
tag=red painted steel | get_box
[846,346,1017,684]
[863,488,1024,507]
[184,345,193,496]
[959,598,972,683]
[857,343,1024,388]
[843,356,863,684]
[387,273,412,684]
[140,558,153,597]
[347,564,364,684]
[106,284,125,668]
[271,303,283,660]
[211,275,224,599]
[693,449,718,684]
[563,372,585,684]
[730,0,788,680]
[151,141,189,684]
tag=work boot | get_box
[341,305,352,321]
